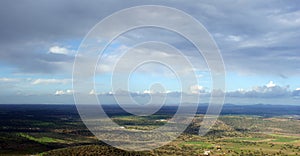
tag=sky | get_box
[0,0,299,105]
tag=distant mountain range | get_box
[0,104,299,117]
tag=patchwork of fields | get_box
[0,104,299,155]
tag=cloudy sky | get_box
[0,0,299,105]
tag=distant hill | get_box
[0,104,299,117]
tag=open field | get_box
[0,104,299,155]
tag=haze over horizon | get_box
[0,0,299,105]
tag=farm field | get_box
[0,104,299,156]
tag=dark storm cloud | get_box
[0,0,299,75]
[223,46,300,76]
[0,0,121,42]
[0,0,134,73]
[0,42,74,73]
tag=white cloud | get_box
[49,46,73,55]
[266,81,276,88]
[32,79,71,85]
[89,89,97,95]
[95,41,208,78]
[0,78,19,82]
[237,88,246,93]
[190,85,206,94]
[142,89,170,94]
[226,35,242,42]
[143,90,152,94]
[228,81,290,98]
[55,89,74,95]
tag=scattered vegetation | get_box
[0,104,299,155]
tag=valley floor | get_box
[0,105,299,156]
